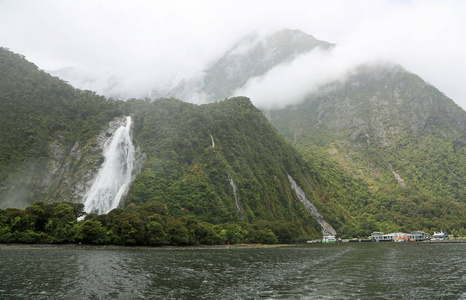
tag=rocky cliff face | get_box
[269,64,466,200]
[0,114,143,209]
[311,65,466,145]
[41,116,144,205]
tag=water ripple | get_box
[0,243,465,299]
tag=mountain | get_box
[2,27,465,241]
[268,64,466,235]
[169,29,333,103]
[124,97,346,237]
[0,47,346,240]
[168,28,466,236]
[0,47,131,209]
[269,64,466,199]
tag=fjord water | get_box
[1,243,464,299]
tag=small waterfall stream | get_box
[210,134,215,148]
[82,116,135,216]
[228,173,243,219]
[288,174,336,236]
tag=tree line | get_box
[0,201,303,245]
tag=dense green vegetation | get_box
[271,65,466,201]
[123,97,335,237]
[1,47,465,244]
[269,65,466,236]
[0,47,333,241]
[0,201,302,245]
[0,47,126,207]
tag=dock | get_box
[421,239,466,244]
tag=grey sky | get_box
[1,0,465,109]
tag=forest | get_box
[1,47,466,246]
[0,201,302,245]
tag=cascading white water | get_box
[82,116,135,216]
[228,173,243,219]
[288,174,336,236]
[210,134,215,148]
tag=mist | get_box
[0,160,46,209]
[234,1,466,109]
[1,0,465,109]
[233,46,359,110]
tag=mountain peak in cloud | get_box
[168,28,334,103]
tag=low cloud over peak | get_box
[1,0,465,110]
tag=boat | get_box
[370,232,410,242]
[322,235,337,243]
[432,231,448,240]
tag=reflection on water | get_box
[0,243,465,299]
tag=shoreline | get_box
[1,241,464,250]
[0,243,293,250]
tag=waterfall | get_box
[210,134,215,148]
[228,173,243,219]
[389,163,406,187]
[82,116,135,216]
[288,174,336,236]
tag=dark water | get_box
[0,243,465,299]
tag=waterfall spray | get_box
[82,116,135,216]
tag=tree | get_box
[166,218,190,245]
[146,221,167,245]
[75,220,109,244]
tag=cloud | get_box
[233,0,466,109]
[0,0,465,109]
[232,47,347,109]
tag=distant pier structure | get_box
[370,231,431,242]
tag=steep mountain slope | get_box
[2,41,465,239]
[0,47,127,209]
[169,29,333,103]
[168,27,466,235]
[270,65,466,198]
[269,64,466,235]
[124,97,347,236]
[0,47,345,238]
